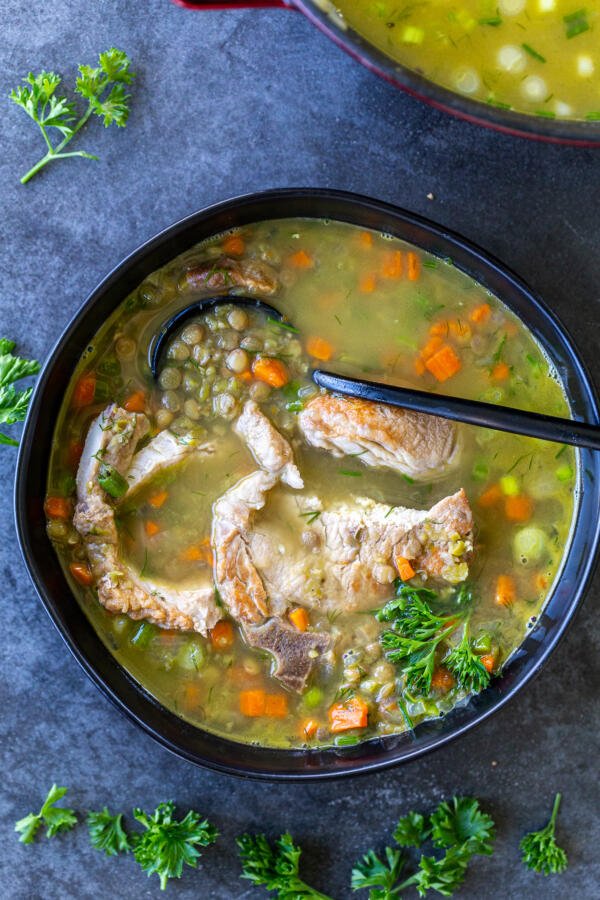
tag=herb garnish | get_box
[87,807,130,856]
[15,784,77,844]
[0,338,40,446]
[238,831,333,899]
[520,793,568,875]
[522,44,546,63]
[563,8,589,38]
[9,48,135,184]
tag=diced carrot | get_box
[45,496,72,520]
[535,572,549,591]
[222,234,245,256]
[124,390,146,413]
[505,494,533,523]
[72,374,96,408]
[448,319,472,344]
[289,250,314,269]
[420,335,443,361]
[69,562,94,587]
[306,336,334,361]
[425,344,462,382]
[381,250,403,279]
[414,356,426,376]
[180,545,202,562]
[478,483,502,508]
[67,440,83,469]
[359,273,377,294]
[210,620,234,650]
[183,682,201,709]
[495,574,516,608]
[470,303,491,324]
[329,696,369,733]
[239,370,253,382]
[505,322,518,337]
[148,489,168,509]
[264,694,289,718]
[429,320,449,338]
[240,689,266,717]
[407,251,421,281]
[228,666,261,686]
[145,520,160,537]
[251,357,289,388]
[480,654,496,673]
[431,667,455,692]
[301,718,319,739]
[395,555,415,581]
[491,362,510,382]
[358,231,373,248]
[289,607,309,632]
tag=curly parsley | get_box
[520,793,568,876]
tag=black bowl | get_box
[14,189,600,779]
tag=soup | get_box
[45,219,576,749]
[335,0,600,121]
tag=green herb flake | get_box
[522,43,546,62]
[563,8,589,38]
[15,784,77,844]
[339,469,362,477]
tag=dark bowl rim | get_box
[295,0,600,146]
[14,187,600,780]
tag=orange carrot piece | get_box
[425,344,462,382]
[429,320,449,338]
[358,231,373,248]
[448,319,472,343]
[240,689,266,717]
[210,620,234,650]
[289,249,314,269]
[430,667,455,692]
[239,370,253,382]
[301,718,319,739]
[179,545,202,562]
[495,574,516,608]
[505,494,533,523]
[491,362,510,381]
[251,357,290,388]
[72,374,96,408]
[480,654,496,673]
[124,390,146,413]
[306,336,334,361]
[222,234,245,256]
[381,250,403,279]
[265,694,289,718]
[45,496,72,520]
[478,483,502,508]
[183,682,202,709]
[329,696,369,733]
[359,273,377,294]
[148,489,168,509]
[470,303,491,324]
[145,520,160,537]
[395,555,416,581]
[535,572,549,591]
[407,251,421,281]
[289,607,309,632]
[67,440,84,469]
[69,562,94,587]
[414,356,426,376]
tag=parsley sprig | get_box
[87,807,130,857]
[15,784,77,844]
[352,797,495,898]
[9,48,135,184]
[520,793,568,875]
[237,831,333,899]
[0,338,40,446]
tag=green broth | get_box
[46,219,576,749]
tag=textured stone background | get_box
[1,1,599,897]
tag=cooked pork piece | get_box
[213,401,329,691]
[250,489,474,617]
[73,405,221,635]
[184,256,279,296]
[126,428,213,494]
[298,394,460,480]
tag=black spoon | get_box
[150,296,600,451]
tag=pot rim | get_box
[14,188,600,779]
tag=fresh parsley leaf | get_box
[132,801,218,890]
[411,845,472,897]
[351,846,405,898]
[444,625,490,693]
[430,797,495,856]
[87,807,130,856]
[393,811,429,848]
[0,338,40,445]
[238,831,333,900]
[15,784,77,844]
[520,793,567,875]
[9,47,135,184]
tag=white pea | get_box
[227,308,249,331]
[226,348,249,374]
[499,0,526,14]
[521,76,548,102]
[497,45,527,74]
[453,67,480,95]
[180,323,204,345]
[115,336,136,361]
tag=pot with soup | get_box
[15,189,600,778]
[180,1,600,144]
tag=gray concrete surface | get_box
[1,1,599,897]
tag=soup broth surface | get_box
[46,218,576,749]
[335,0,600,121]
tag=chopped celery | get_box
[555,464,574,482]
[513,527,547,565]
[303,686,324,709]
[472,461,489,481]
[500,475,519,496]
[177,640,206,672]
[334,733,361,746]
[130,621,156,649]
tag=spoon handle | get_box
[312,370,600,451]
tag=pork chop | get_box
[183,256,279,296]
[298,394,460,480]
